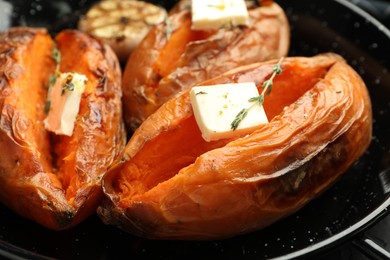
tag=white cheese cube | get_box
[191,0,249,30]
[44,72,87,136]
[190,82,268,142]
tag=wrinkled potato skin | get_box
[99,54,372,240]
[122,0,290,131]
[0,28,126,230]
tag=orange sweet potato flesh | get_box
[122,0,290,131]
[99,53,372,240]
[0,28,126,230]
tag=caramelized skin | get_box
[0,28,69,229]
[122,0,290,131]
[0,28,126,229]
[99,54,372,240]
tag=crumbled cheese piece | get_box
[44,72,87,136]
[190,82,268,142]
[191,0,249,30]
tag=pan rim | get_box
[271,1,390,257]
[0,0,389,259]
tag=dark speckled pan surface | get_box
[0,0,389,259]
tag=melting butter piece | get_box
[191,0,249,30]
[190,82,268,142]
[44,72,87,136]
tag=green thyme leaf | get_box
[49,74,57,88]
[52,45,61,64]
[231,108,248,130]
[262,80,273,95]
[248,94,264,106]
[52,44,61,77]
[273,62,282,75]
[230,57,284,130]
[61,82,75,95]
[44,100,51,114]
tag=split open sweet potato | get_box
[122,0,290,131]
[98,53,372,240]
[0,27,126,230]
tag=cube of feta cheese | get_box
[44,72,87,136]
[190,82,268,142]
[191,0,249,30]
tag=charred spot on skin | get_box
[158,124,169,132]
[0,47,16,57]
[115,35,126,43]
[79,42,89,51]
[278,137,348,195]
[129,118,141,132]
[57,211,76,228]
[120,16,130,25]
[90,104,102,125]
[307,91,316,103]
[211,159,217,171]
[94,67,108,92]
[275,162,311,195]
[325,138,348,166]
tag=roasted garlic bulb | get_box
[78,0,167,64]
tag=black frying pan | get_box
[0,0,389,259]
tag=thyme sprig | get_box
[52,45,61,66]
[61,74,75,95]
[44,45,62,114]
[61,82,75,95]
[230,57,284,130]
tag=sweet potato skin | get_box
[0,28,126,229]
[99,53,372,240]
[122,0,290,130]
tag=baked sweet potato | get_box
[0,27,126,230]
[98,53,372,240]
[122,0,290,131]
